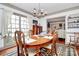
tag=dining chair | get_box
[69,36,75,46]
[15,31,28,56]
[66,33,78,56]
[51,32,58,56]
[74,32,79,47]
[35,32,58,56]
[69,32,79,47]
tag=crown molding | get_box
[44,5,79,17]
[1,3,79,18]
[0,3,33,16]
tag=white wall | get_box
[43,9,79,44]
[28,17,39,30]
[44,9,79,19]
[39,18,47,32]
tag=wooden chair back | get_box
[51,32,58,56]
[15,31,28,56]
[74,32,79,46]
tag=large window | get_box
[8,15,20,37]
[7,14,29,46]
[21,17,29,36]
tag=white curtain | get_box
[0,8,4,48]
[1,9,13,47]
[2,9,13,36]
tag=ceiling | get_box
[2,3,79,17]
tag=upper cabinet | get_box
[67,15,79,29]
[66,14,79,32]
[32,25,42,35]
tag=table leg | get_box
[35,48,40,56]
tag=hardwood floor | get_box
[0,46,16,56]
[0,39,79,56]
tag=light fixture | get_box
[32,3,47,18]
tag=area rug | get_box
[4,50,17,56]
[4,43,78,56]
[56,43,77,56]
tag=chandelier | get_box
[32,3,47,18]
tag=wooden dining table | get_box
[24,35,78,56]
[25,35,53,53]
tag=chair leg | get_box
[17,46,19,56]
[54,44,58,56]
[36,48,40,54]
[51,44,58,56]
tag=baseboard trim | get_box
[0,45,16,52]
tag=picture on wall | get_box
[33,20,38,25]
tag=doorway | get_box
[47,16,65,40]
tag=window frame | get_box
[8,13,29,38]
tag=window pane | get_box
[8,24,11,28]
[15,15,19,19]
[7,14,30,47]
[26,19,28,22]
[21,25,24,28]
[26,23,29,25]
[21,17,26,21]
[16,20,19,24]
[26,29,29,32]
[8,29,12,32]
[15,24,19,28]
[11,19,15,23]
[27,26,29,28]
[16,28,19,31]
[12,15,15,19]
[21,21,24,24]
[12,24,16,28]
[9,33,12,37]
[12,33,14,37]
[12,29,15,33]
[21,21,26,24]
[21,25,26,28]
[24,22,27,24]
[7,14,20,46]
[21,29,25,32]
